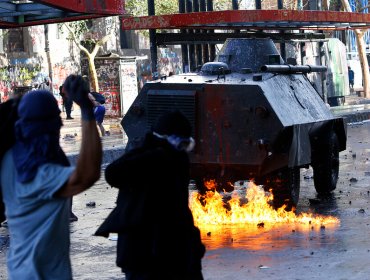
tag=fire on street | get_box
[1,122,370,279]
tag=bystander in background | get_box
[59,85,74,120]
[348,66,354,91]
[89,92,110,137]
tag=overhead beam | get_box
[0,2,15,11]
[0,10,46,17]
[121,10,370,31]
[35,0,124,15]
[17,3,52,12]
[156,32,327,45]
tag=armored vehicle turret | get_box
[122,38,346,207]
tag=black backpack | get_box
[91,92,106,105]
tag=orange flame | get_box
[190,181,339,228]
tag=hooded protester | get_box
[0,76,102,279]
[96,110,205,280]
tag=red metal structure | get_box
[0,0,125,28]
[121,2,370,73]
[122,10,370,31]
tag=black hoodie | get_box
[96,133,205,276]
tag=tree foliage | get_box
[125,0,235,16]
[60,20,115,92]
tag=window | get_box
[7,28,24,52]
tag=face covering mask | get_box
[153,132,195,152]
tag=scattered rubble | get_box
[257,222,265,228]
[63,134,76,140]
[258,265,270,269]
[86,201,96,208]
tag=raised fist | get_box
[63,75,92,109]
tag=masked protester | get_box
[0,75,102,279]
[96,111,205,280]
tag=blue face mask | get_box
[153,132,195,152]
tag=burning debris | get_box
[190,181,339,229]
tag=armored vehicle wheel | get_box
[312,131,339,194]
[261,168,300,209]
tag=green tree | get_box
[125,0,234,17]
[61,20,116,92]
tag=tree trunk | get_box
[292,0,298,10]
[355,30,370,97]
[44,25,53,85]
[87,53,99,92]
[322,0,330,10]
[63,23,107,93]
[341,0,370,97]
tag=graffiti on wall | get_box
[137,47,182,89]
[120,61,138,115]
[52,62,78,90]
[0,80,13,102]
[158,48,182,76]
[137,58,152,89]
[82,58,122,117]
[0,55,77,105]
[0,63,41,102]
[51,61,78,106]
[29,26,44,51]
[96,59,121,117]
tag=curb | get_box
[67,146,125,166]
[334,109,370,124]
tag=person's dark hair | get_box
[153,111,192,138]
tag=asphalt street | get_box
[1,121,370,279]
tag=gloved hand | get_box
[63,75,91,108]
[63,75,94,121]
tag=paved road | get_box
[2,122,370,279]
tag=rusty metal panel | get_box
[121,10,370,31]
